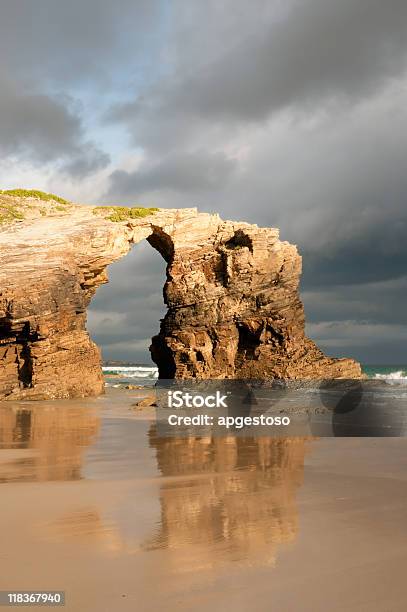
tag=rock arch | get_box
[0,197,361,400]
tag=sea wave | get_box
[374,370,406,379]
[102,366,158,379]
[373,370,407,385]
[102,365,407,385]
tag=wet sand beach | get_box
[1,389,407,611]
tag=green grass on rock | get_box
[0,189,160,226]
[0,189,70,206]
[0,204,25,224]
[93,205,160,222]
[0,189,72,225]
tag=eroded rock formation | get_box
[0,193,361,400]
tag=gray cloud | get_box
[306,320,407,364]
[0,0,160,176]
[0,77,110,175]
[108,151,237,199]
[61,146,111,178]
[0,79,77,159]
[174,0,407,121]
[303,276,407,326]
[111,0,407,149]
[0,0,160,86]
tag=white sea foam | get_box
[374,370,407,385]
[102,366,158,379]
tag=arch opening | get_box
[87,233,172,383]
[224,230,253,252]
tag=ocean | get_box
[102,364,407,386]
[363,365,407,382]
[103,365,158,387]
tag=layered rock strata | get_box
[0,194,361,400]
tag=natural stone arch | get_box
[0,195,361,400]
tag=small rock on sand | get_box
[132,395,157,409]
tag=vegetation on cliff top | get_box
[93,205,160,222]
[0,203,25,224]
[0,189,159,225]
[0,189,70,206]
[0,189,71,224]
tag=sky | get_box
[1,0,407,365]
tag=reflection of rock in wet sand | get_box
[146,427,312,570]
[45,507,125,554]
[0,404,99,482]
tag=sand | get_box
[1,389,407,611]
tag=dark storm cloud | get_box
[302,224,407,290]
[108,151,237,198]
[0,80,79,160]
[174,0,407,120]
[111,0,407,147]
[0,77,110,174]
[302,277,407,326]
[306,320,407,364]
[61,146,110,178]
[0,0,159,175]
[302,276,407,363]
[0,0,159,85]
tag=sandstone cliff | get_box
[0,191,361,400]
